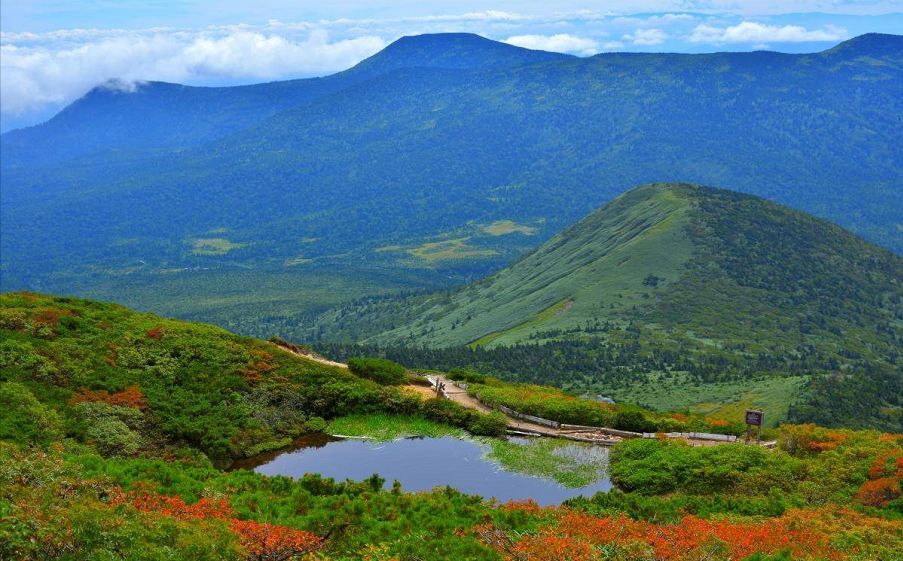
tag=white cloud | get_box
[651,13,696,23]
[0,28,385,116]
[405,11,533,23]
[688,22,848,44]
[623,28,668,46]
[503,33,599,55]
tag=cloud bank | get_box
[504,33,599,55]
[689,22,848,44]
[1,28,385,116]
[624,28,669,46]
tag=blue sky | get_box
[2,1,902,131]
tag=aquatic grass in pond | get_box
[326,414,464,441]
[324,414,608,490]
[246,435,611,504]
[483,437,609,488]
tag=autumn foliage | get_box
[856,450,903,507]
[779,424,848,453]
[229,519,323,561]
[109,485,231,521]
[239,349,277,385]
[109,486,322,560]
[69,384,148,410]
[479,506,902,561]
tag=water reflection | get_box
[239,435,611,505]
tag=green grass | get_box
[595,375,809,427]
[483,437,609,488]
[470,298,573,348]
[407,238,498,262]
[481,220,537,236]
[190,238,248,255]
[326,414,465,441]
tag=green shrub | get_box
[610,438,770,495]
[420,398,475,428]
[565,487,790,522]
[416,397,506,436]
[614,410,656,433]
[447,368,489,385]
[0,382,63,446]
[347,357,407,385]
[304,416,328,433]
[468,411,508,437]
[73,402,144,457]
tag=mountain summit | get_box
[824,32,903,58]
[351,32,571,73]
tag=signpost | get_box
[745,409,764,444]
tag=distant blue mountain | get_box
[1,33,568,168]
[1,33,901,328]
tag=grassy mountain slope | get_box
[316,184,902,430]
[2,34,901,334]
[0,292,513,468]
[375,183,902,352]
[375,184,697,346]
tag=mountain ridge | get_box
[2,33,901,338]
[0,32,569,167]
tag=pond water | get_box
[235,434,611,505]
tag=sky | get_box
[2,1,902,132]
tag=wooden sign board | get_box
[745,410,764,427]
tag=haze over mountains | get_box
[1,32,902,335]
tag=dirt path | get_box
[277,345,752,447]
[275,342,350,369]
[423,374,617,441]
[275,347,562,436]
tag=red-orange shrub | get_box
[69,384,148,410]
[239,350,277,385]
[856,478,902,507]
[146,326,165,340]
[229,519,322,561]
[109,486,323,561]
[481,508,849,561]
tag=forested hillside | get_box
[313,184,903,431]
[2,33,901,335]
